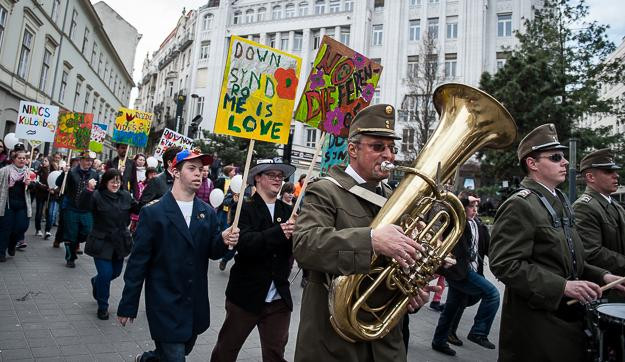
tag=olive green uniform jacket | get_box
[292,165,403,362]
[573,187,625,276]
[489,178,607,362]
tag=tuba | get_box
[328,83,517,342]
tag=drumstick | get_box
[566,275,625,306]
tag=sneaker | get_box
[448,333,463,346]
[429,301,445,312]
[97,309,109,320]
[66,260,76,268]
[219,260,226,271]
[52,240,60,248]
[36,230,43,237]
[76,247,83,255]
[432,342,456,356]
[0,255,6,262]
[44,232,52,240]
[8,245,16,256]
[16,241,27,249]
[467,334,496,349]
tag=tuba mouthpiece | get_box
[380,161,395,171]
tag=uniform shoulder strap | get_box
[320,176,387,208]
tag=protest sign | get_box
[154,128,194,160]
[320,134,349,175]
[53,112,93,150]
[15,101,59,142]
[113,107,152,147]
[294,36,383,137]
[89,123,108,153]
[214,36,302,144]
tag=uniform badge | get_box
[277,217,282,223]
[516,189,532,198]
[580,195,592,203]
[385,105,393,114]
[146,199,160,207]
[198,213,205,219]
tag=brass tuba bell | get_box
[328,83,517,342]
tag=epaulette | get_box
[579,194,592,203]
[515,189,532,198]
[145,199,160,207]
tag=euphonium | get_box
[328,83,517,342]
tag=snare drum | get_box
[588,303,625,362]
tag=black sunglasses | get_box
[354,142,399,154]
[536,153,565,163]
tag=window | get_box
[17,29,33,79]
[306,128,317,147]
[293,33,303,51]
[73,79,82,110]
[91,43,98,67]
[39,49,52,92]
[285,4,295,18]
[428,18,439,37]
[98,53,103,75]
[298,2,308,16]
[345,0,353,11]
[69,10,78,41]
[59,71,68,102]
[269,34,276,48]
[374,0,384,11]
[315,0,325,15]
[402,129,415,152]
[51,0,61,22]
[372,24,383,46]
[202,14,213,30]
[372,89,381,105]
[407,55,418,78]
[91,95,98,115]
[83,89,90,112]
[409,0,421,6]
[313,32,320,50]
[446,16,458,39]
[426,54,438,74]
[497,13,512,37]
[81,28,89,53]
[329,0,340,13]
[257,8,266,21]
[280,37,289,50]
[245,9,254,23]
[444,53,457,78]
[272,5,282,19]
[0,6,8,51]
[496,52,509,70]
[199,41,210,60]
[429,0,440,3]
[340,27,350,45]
[104,61,109,83]
[409,20,420,41]
[233,11,241,24]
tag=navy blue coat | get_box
[117,191,226,342]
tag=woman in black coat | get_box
[79,169,138,320]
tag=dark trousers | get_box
[211,299,291,362]
[139,335,198,362]
[432,270,500,345]
[0,206,30,257]
[92,258,124,311]
[34,197,46,232]
[63,210,92,261]
[55,208,65,242]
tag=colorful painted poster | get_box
[15,101,59,142]
[113,107,153,147]
[89,123,108,153]
[53,112,93,150]
[154,128,194,160]
[320,134,349,176]
[214,36,302,144]
[294,36,383,137]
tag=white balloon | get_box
[47,170,62,188]
[230,174,243,193]
[3,133,19,150]
[146,156,158,168]
[209,189,225,208]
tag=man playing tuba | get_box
[293,104,437,362]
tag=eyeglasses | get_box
[263,172,284,180]
[354,142,399,154]
[536,153,565,163]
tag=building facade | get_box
[135,0,538,175]
[0,0,138,157]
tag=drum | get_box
[588,303,625,362]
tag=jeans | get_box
[0,206,30,257]
[139,335,197,362]
[63,210,93,261]
[432,270,500,345]
[92,258,124,311]
[45,200,58,232]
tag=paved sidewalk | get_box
[0,224,501,361]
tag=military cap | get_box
[517,123,567,160]
[579,148,621,172]
[348,104,401,140]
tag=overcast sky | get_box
[92,0,624,105]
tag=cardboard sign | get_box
[320,134,349,175]
[53,112,93,150]
[89,123,108,153]
[113,107,153,147]
[294,36,383,137]
[15,101,59,142]
[214,36,302,144]
[154,128,194,160]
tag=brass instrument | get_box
[328,83,517,342]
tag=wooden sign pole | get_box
[228,139,255,249]
[60,149,73,195]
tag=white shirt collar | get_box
[345,165,368,184]
[535,180,557,197]
[600,193,612,204]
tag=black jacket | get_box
[443,218,490,281]
[56,166,99,210]
[80,189,139,260]
[117,192,226,342]
[225,192,294,314]
[138,171,173,209]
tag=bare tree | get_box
[400,30,444,161]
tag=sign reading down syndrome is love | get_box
[15,101,59,142]
[113,107,153,148]
[294,36,383,137]
[214,36,302,144]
